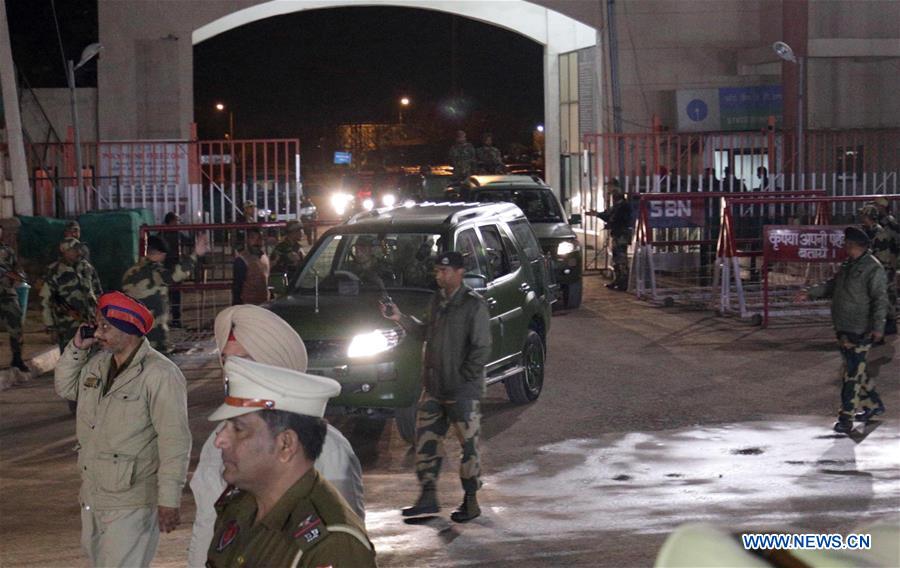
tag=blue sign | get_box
[334,151,352,165]
[686,99,708,122]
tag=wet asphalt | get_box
[1,273,897,566]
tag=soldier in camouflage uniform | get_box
[270,220,305,296]
[41,238,103,353]
[872,197,899,233]
[383,251,491,523]
[475,133,506,175]
[122,234,209,352]
[64,220,91,262]
[0,225,29,371]
[860,204,898,336]
[448,130,476,182]
[587,181,633,291]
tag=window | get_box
[479,225,512,280]
[455,228,486,276]
[508,220,543,263]
[501,232,521,272]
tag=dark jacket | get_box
[596,198,632,238]
[808,251,888,335]
[399,285,491,400]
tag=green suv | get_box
[267,202,554,442]
[460,175,584,309]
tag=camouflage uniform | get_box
[121,254,196,352]
[591,191,633,290]
[270,231,304,296]
[41,241,103,352]
[398,285,491,496]
[449,141,476,181]
[862,208,899,334]
[476,144,505,174]
[0,242,27,369]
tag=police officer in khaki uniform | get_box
[54,291,192,567]
[207,357,376,568]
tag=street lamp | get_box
[399,97,410,124]
[68,42,102,196]
[773,40,804,186]
[536,124,545,133]
[215,102,234,139]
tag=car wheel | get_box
[505,330,545,404]
[565,281,583,309]
[395,396,418,445]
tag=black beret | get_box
[844,226,870,247]
[147,235,170,254]
[435,251,464,269]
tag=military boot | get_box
[833,419,853,435]
[9,338,29,372]
[854,402,885,422]
[450,492,481,523]
[401,486,439,517]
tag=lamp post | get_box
[215,102,234,139]
[773,41,804,187]
[68,43,102,196]
[399,96,410,123]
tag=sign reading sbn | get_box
[648,198,706,228]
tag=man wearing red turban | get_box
[54,291,192,567]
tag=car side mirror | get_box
[464,273,487,290]
[569,214,582,226]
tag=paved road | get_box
[1,274,898,566]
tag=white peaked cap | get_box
[209,357,341,421]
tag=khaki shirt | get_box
[207,469,375,568]
[54,338,192,510]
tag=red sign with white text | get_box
[763,225,848,263]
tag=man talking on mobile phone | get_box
[54,291,192,567]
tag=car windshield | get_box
[295,232,443,293]
[474,188,564,223]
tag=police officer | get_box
[796,227,888,434]
[206,357,376,567]
[448,130,476,182]
[122,233,209,352]
[0,225,29,372]
[382,251,491,523]
[587,182,633,291]
[270,220,305,296]
[41,237,103,353]
[860,204,898,336]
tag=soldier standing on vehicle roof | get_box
[382,251,492,523]
[41,237,103,354]
[449,130,476,182]
[122,234,209,353]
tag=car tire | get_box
[505,330,545,404]
[395,397,418,445]
[565,281,583,309]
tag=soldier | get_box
[55,291,192,567]
[206,357,376,567]
[872,196,899,233]
[796,227,888,434]
[232,228,270,305]
[448,130,476,182]
[0,225,29,372]
[270,220,305,296]
[41,238,103,353]
[382,251,491,523]
[860,204,898,336]
[122,234,209,352]
[476,133,505,174]
[64,220,91,262]
[587,181,633,291]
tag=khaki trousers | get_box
[80,505,159,567]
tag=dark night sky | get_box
[7,2,543,160]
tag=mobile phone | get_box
[80,326,96,339]
[380,296,395,316]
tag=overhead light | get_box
[75,43,103,70]
[772,41,797,63]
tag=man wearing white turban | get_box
[187,305,365,567]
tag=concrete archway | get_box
[190,0,597,191]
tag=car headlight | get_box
[347,328,404,358]
[557,240,579,256]
[362,198,375,211]
[330,192,352,215]
[382,194,396,207]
